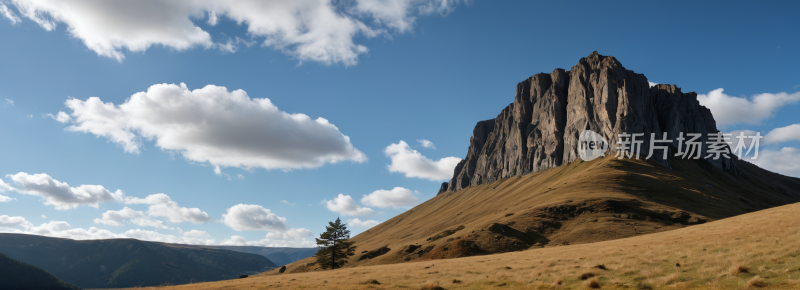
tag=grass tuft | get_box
[747,276,768,288]
[582,277,600,288]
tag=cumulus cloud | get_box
[94,207,170,229]
[220,233,314,247]
[125,193,212,224]
[45,111,71,123]
[323,194,375,216]
[385,140,461,181]
[417,139,436,149]
[6,0,464,65]
[264,228,314,240]
[698,89,800,126]
[4,98,13,106]
[59,83,366,171]
[27,220,119,240]
[764,124,800,144]
[1,219,216,244]
[222,204,289,232]
[748,147,800,178]
[0,4,20,25]
[347,218,380,228]
[182,229,209,237]
[0,180,14,202]
[7,172,124,210]
[361,187,420,209]
[0,215,32,229]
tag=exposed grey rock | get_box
[437,182,449,195]
[440,51,737,195]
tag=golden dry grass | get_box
[271,156,800,275]
[139,201,800,289]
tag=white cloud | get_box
[237,174,245,180]
[93,207,170,229]
[125,193,212,224]
[220,232,314,247]
[206,10,217,26]
[60,83,366,171]
[0,4,20,25]
[7,0,464,65]
[41,215,46,219]
[264,228,313,240]
[324,194,375,216]
[45,111,71,123]
[698,88,800,126]
[417,139,436,149]
[7,172,124,210]
[0,218,211,245]
[0,180,14,202]
[27,220,119,240]
[222,204,289,232]
[182,229,209,237]
[765,124,800,144]
[347,218,380,228]
[3,98,14,106]
[361,187,420,209]
[748,147,800,177]
[281,200,295,206]
[0,215,32,229]
[384,140,461,181]
[4,220,216,244]
[648,81,658,88]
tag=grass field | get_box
[140,197,800,289]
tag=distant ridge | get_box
[0,233,276,288]
[181,245,318,266]
[0,252,81,290]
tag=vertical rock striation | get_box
[441,51,736,194]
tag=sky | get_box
[0,0,799,248]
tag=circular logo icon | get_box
[578,130,608,161]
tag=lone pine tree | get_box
[314,217,356,269]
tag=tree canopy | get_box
[314,217,356,270]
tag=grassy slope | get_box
[277,157,800,273]
[140,201,800,289]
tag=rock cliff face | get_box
[440,52,737,194]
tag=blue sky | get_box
[1,0,799,247]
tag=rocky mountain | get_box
[266,52,800,274]
[441,51,737,193]
[0,234,276,288]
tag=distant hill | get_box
[0,252,81,290]
[0,234,277,288]
[189,245,318,266]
